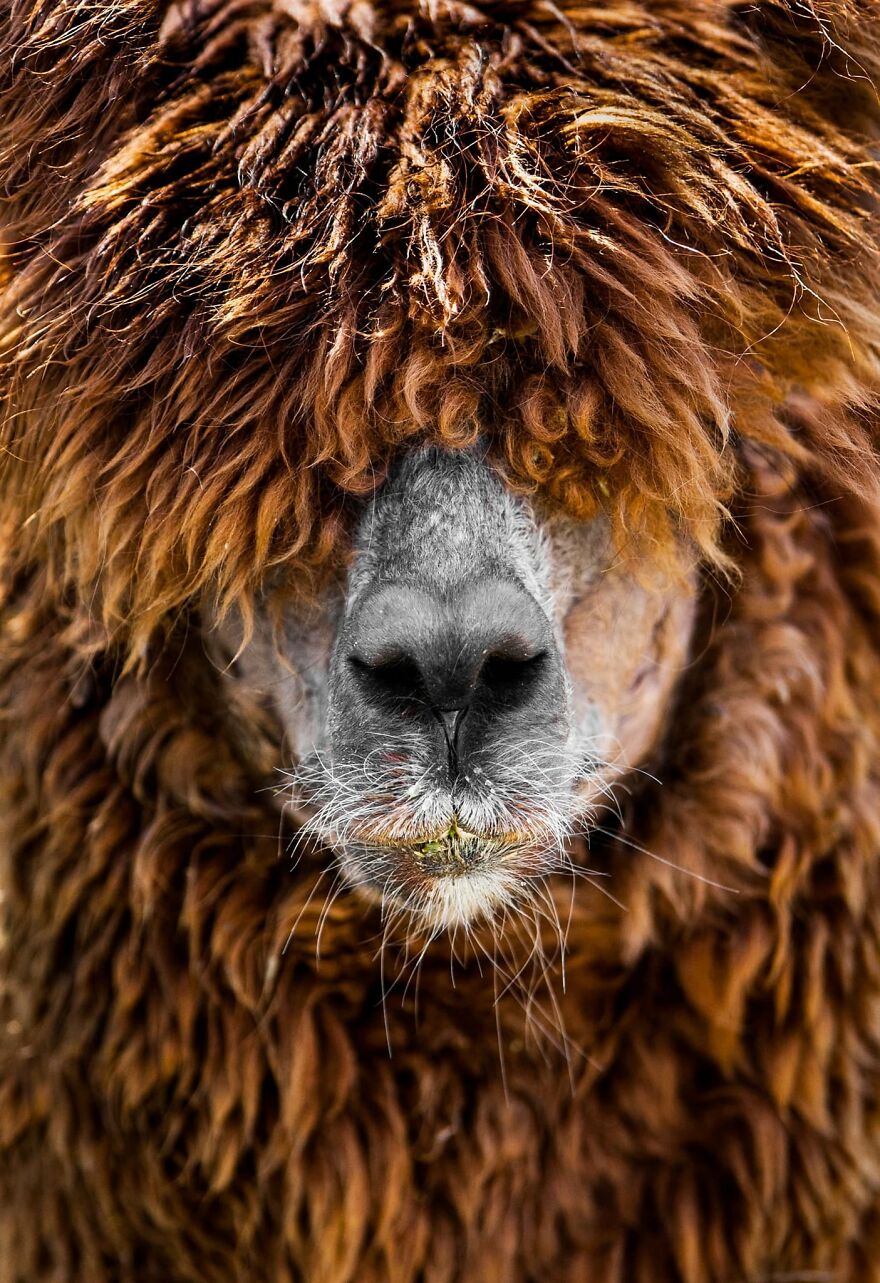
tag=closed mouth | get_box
[407,823,502,874]
[356,819,539,878]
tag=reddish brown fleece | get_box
[3,1,880,1280]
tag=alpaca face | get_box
[218,448,697,928]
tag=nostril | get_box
[349,653,427,704]
[479,649,547,695]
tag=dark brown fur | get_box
[3,1,880,1279]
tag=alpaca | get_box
[2,1,880,1280]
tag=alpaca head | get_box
[216,445,697,928]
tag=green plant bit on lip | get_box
[416,838,448,857]
[414,819,481,866]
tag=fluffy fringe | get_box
[1,0,880,646]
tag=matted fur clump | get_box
[3,0,880,1281]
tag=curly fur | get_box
[3,0,880,1280]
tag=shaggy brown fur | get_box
[3,0,880,1279]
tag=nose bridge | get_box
[348,446,552,613]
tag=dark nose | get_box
[342,578,562,775]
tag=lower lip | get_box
[410,838,486,874]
